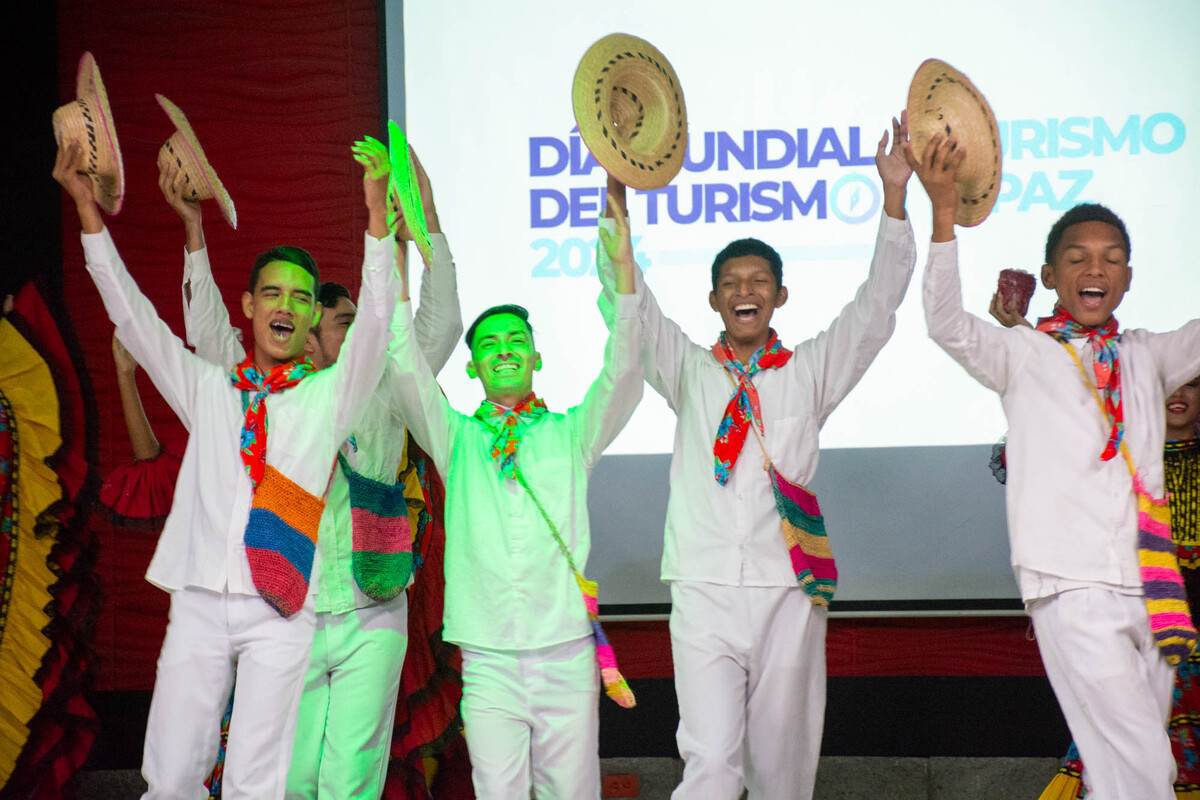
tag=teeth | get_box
[735,304,757,311]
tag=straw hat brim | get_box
[906,59,1002,227]
[572,33,687,191]
[55,52,125,215]
[156,94,237,229]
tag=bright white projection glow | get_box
[400,0,1200,455]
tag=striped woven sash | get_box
[1060,342,1196,664]
[719,369,837,606]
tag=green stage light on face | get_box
[466,312,540,403]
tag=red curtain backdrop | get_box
[56,0,382,691]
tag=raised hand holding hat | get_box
[156,95,237,229]
[572,33,688,191]
[906,58,1001,227]
[51,52,124,215]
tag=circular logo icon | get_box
[830,173,881,225]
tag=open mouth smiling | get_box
[733,303,760,321]
[268,318,295,343]
[1078,286,1107,312]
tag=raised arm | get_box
[798,115,918,424]
[384,240,456,472]
[324,137,403,444]
[596,173,693,410]
[915,133,1017,393]
[403,151,463,374]
[55,142,215,430]
[159,158,245,368]
[112,334,162,460]
[571,191,644,466]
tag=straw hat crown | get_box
[906,58,1002,227]
[572,33,688,190]
[52,52,124,214]
[156,95,237,229]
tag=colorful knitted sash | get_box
[717,366,836,606]
[770,467,836,606]
[337,451,414,602]
[1061,342,1196,665]
[509,467,635,708]
[244,464,324,617]
[710,330,792,485]
[473,394,548,480]
[230,356,319,616]
[229,355,316,489]
[1037,307,1123,461]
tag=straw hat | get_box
[572,33,687,190]
[52,52,124,215]
[155,94,237,229]
[906,59,1002,227]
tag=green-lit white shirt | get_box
[389,292,642,651]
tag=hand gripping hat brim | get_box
[906,58,1002,227]
[51,52,125,215]
[572,33,687,190]
[155,94,238,229]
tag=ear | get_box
[533,352,543,373]
[311,305,322,327]
[775,285,788,308]
[708,290,719,312]
[1040,263,1056,290]
[241,290,254,320]
[1125,265,1133,294]
[466,359,478,380]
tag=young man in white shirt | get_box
[918,132,1200,799]
[160,154,462,799]
[598,116,917,799]
[386,195,642,799]
[54,138,399,799]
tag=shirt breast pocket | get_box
[763,415,815,479]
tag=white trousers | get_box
[670,581,827,800]
[460,636,600,799]
[1030,586,1176,800]
[141,586,315,800]
[285,596,409,799]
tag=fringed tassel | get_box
[576,574,636,708]
[1038,770,1083,800]
[1135,475,1198,665]
[1039,743,1084,800]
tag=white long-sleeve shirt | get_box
[181,235,463,612]
[599,213,915,586]
[388,293,643,651]
[923,237,1200,599]
[83,227,398,596]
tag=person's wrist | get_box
[932,204,956,224]
[882,184,907,218]
[423,204,441,234]
[931,207,956,242]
